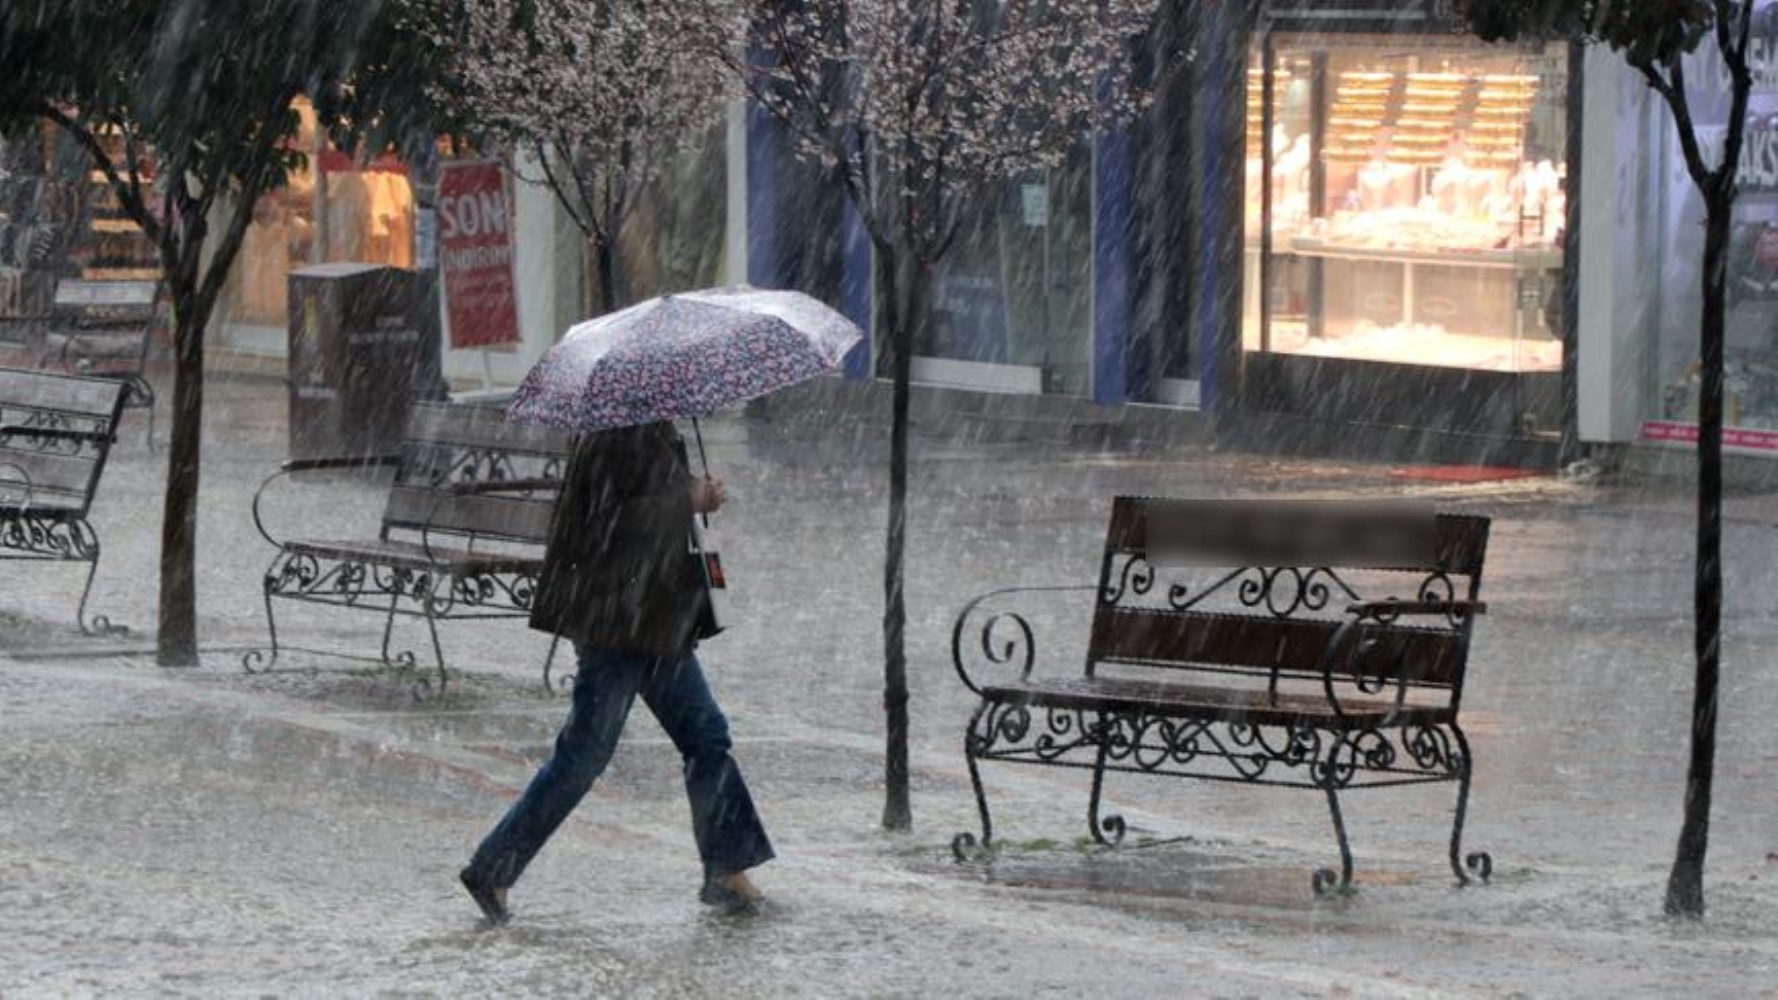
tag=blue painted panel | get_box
[1094,128,1133,406]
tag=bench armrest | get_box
[1314,599,1485,726]
[251,454,404,548]
[951,585,1097,696]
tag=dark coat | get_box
[529,421,705,658]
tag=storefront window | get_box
[615,124,727,304]
[909,142,1094,396]
[1651,3,1778,437]
[1245,35,1569,374]
[225,100,414,329]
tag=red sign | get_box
[1641,420,1778,453]
[439,160,520,349]
[316,149,408,175]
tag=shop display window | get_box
[612,123,728,307]
[1245,35,1569,374]
[1653,3,1778,436]
[226,100,413,328]
[904,141,1094,396]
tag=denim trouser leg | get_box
[640,655,775,877]
[467,647,772,888]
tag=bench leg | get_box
[125,375,156,452]
[1086,728,1126,847]
[952,701,995,862]
[1448,723,1493,886]
[74,549,121,637]
[377,583,406,668]
[1314,782,1355,896]
[412,576,450,699]
[242,568,281,672]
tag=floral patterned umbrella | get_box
[506,286,865,432]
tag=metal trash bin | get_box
[286,263,420,461]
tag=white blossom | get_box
[411,0,743,252]
[734,0,1154,256]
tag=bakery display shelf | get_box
[1287,238,1562,270]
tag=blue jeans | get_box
[467,647,774,888]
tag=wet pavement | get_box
[3,371,1778,997]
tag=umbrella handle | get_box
[692,417,710,529]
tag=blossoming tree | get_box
[731,0,1155,830]
[409,0,741,316]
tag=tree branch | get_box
[37,101,163,245]
[535,141,594,236]
[1717,0,1756,202]
[196,83,304,314]
[1641,58,1713,193]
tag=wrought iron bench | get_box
[950,495,1493,894]
[0,367,130,634]
[36,279,162,447]
[244,402,570,695]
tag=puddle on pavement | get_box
[927,840,1421,911]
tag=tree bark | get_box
[156,283,206,666]
[878,239,914,832]
[1667,187,1731,917]
[581,233,620,319]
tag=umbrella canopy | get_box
[506,286,865,432]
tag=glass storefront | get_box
[226,100,415,329]
[610,123,728,308]
[1246,34,1570,377]
[1649,3,1778,438]
[908,142,1095,396]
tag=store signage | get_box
[316,149,407,175]
[438,160,519,349]
[1642,419,1778,453]
[1021,184,1049,227]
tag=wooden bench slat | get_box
[405,402,572,456]
[382,485,556,543]
[53,279,158,309]
[0,444,104,501]
[981,676,1453,728]
[1089,607,1466,687]
[0,368,130,416]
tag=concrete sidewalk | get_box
[4,371,1778,996]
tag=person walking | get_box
[458,420,773,926]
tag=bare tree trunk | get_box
[1668,188,1731,917]
[580,233,620,319]
[878,240,914,831]
[156,291,205,666]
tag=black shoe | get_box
[699,871,763,915]
[459,867,510,927]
